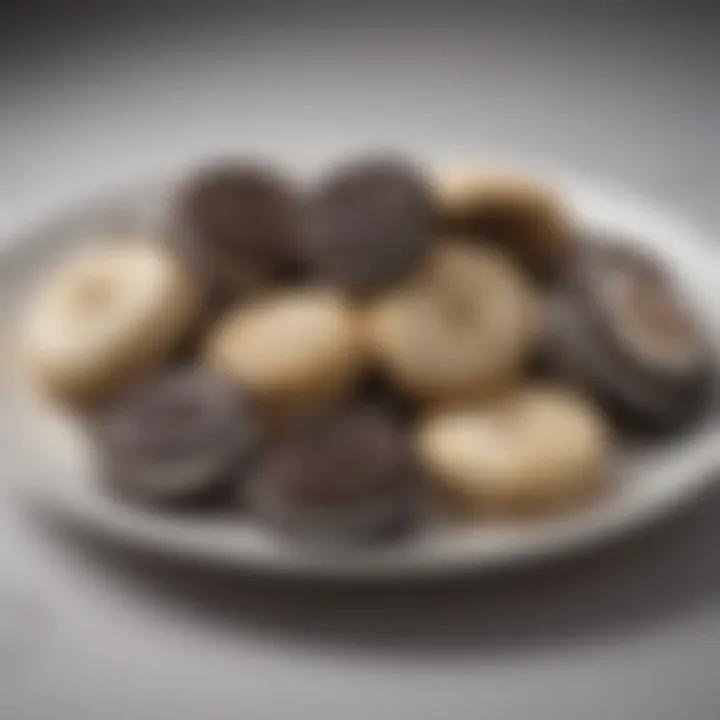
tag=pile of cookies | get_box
[20,154,716,543]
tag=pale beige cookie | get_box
[204,289,364,418]
[435,167,572,278]
[364,242,541,405]
[21,237,201,407]
[417,386,611,516]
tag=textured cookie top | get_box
[94,367,257,504]
[300,155,435,293]
[250,404,416,506]
[172,163,302,289]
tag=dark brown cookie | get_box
[94,367,259,508]
[169,162,301,307]
[548,241,716,433]
[300,155,435,294]
[246,404,419,542]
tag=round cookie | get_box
[94,367,258,508]
[364,242,541,405]
[417,386,611,516]
[21,237,200,407]
[549,241,716,433]
[435,168,572,278]
[169,162,301,305]
[204,289,364,419]
[246,404,418,542]
[300,155,435,294]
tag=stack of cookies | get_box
[19,154,716,544]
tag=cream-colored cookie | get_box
[204,289,363,418]
[364,242,541,405]
[435,167,572,277]
[21,238,200,407]
[417,386,611,516]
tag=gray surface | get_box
[1,4,720,719]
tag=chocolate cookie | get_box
[169,162,301,306]
[94,367,259,508]
[549,241,716,433]
[300,155,435,294]
[246,404,419,542]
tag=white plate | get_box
[2,170,719,580]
